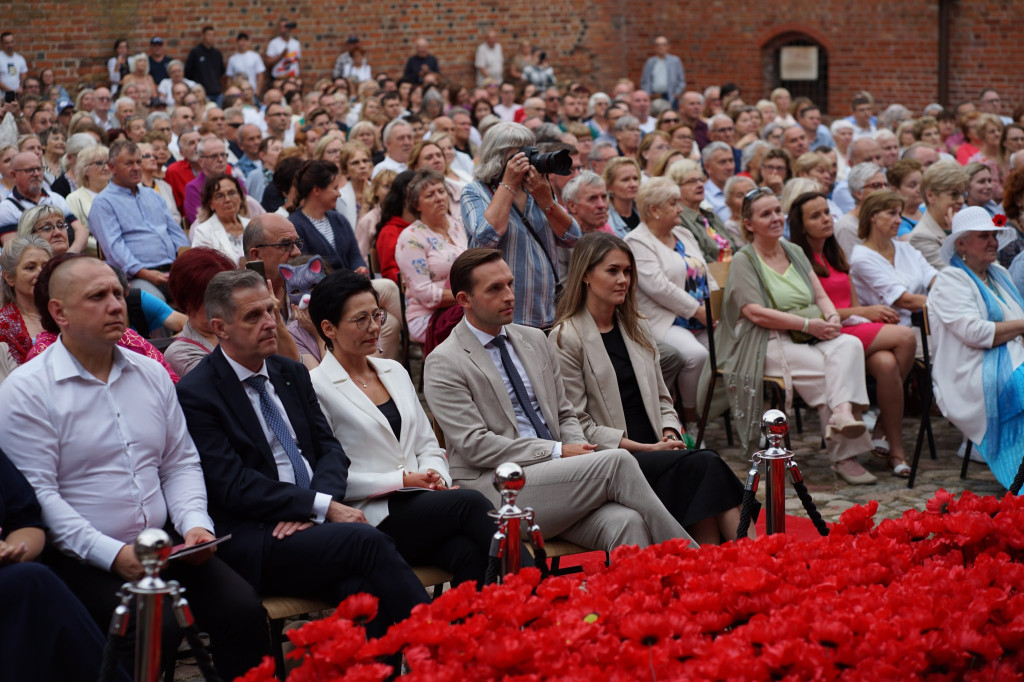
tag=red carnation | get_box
[994,214,1008,227]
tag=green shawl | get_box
[696,240,817,452]
[680,206,743,264]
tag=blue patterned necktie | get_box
[489,335,552,440]
[244,375,311,488]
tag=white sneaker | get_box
[861,408,879,435]
[956,439,985,463]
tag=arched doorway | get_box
[762,32,829,114]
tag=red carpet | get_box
[551,514,826,571]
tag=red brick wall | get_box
[6,0,1022,118]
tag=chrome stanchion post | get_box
[128,528,174,682]
[761,409,794,535]
[488,462,531,577]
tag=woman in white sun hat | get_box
[927,205,1024,488]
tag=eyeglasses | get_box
[661,117,680,124]
[679,176,706,186]
[674,134,694,141]
[213,189,240,201]
[203,152,229,160]
[139,154,154,160]
[862,181,889,191]
[32,221,68,235]
[761,163,787,173]
[713,126,735,134]
[256,239,303,251]
[743,186,774,205]
[88,159,109,168]
[13,166,43,175]
[345,308,386,331]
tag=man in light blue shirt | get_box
[640,36,686,104]
[90,139,189,302]
[797,104,834,150]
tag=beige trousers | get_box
[763,333,872,462]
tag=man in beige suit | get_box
[424,248,695,552]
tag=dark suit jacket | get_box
[288,209,366,272]
[176,346,351,586]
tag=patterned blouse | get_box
[671,239,710,331]
[0,303,33,365]
[395,218,469,326]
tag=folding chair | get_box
[907,308,939,488]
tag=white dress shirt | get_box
[221,353,332,522]
[0,339,213,570]
[464,319,561,457]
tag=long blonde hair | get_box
[552,232,654,354]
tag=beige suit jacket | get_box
[908,211,948,272]
[424,320,585,483]
[549,311,681,451]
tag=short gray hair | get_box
[612,115,638,133]
[724,174,757,202]
[168,59,185,72]
[741,140,771,172]
[829,118,855,136]
[760,121,785,142]
[873,128,897,143]
[708,114,732,132]
[474,121,535,183]
[562,170,605,205]
[635,177,681,222]
[205,268,266,323]
[880,104,910,131]
[701,141,732,166]
[63,132,98,172]
[848,162,884,199]
[587,92,611,117]
[145,111,170,130]
[533,122,562,142]
[196,135,223,157]
[242,217,266,256]
[114,97,135,113]
[382,118,411,145]
[0,235,52,306]
[588,141,615,162]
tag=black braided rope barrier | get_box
[1009,453,1024,496]
[792,478,830,536]
[735,488,757,539]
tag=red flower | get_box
[334,593,378,624]
[926,488,956,515]
[994,214,1008,227]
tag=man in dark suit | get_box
[176,268,429,636]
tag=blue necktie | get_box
[490,335,552,440]
[244,375,311,488]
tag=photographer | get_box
[461,121,580,328]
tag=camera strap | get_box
[487,183,562,291]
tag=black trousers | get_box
[377,488,522,586]
[45,548,269,680]
[0,562,131,682]
[256,521,431,638]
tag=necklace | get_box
[349,370,374,388]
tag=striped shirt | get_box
[460,181,580,328]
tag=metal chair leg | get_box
[961,441,973,479]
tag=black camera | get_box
[520,146,573,176]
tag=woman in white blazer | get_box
[549,232,752,545]
[624,177,718,423]
[190,174,250,265]
[308,270,512,586]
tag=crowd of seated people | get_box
[2,22,1024,677]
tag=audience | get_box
[2,28,1024,667]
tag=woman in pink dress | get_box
[787,191,917,477]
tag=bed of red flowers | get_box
[240,489,1024,681]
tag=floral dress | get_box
[671,239,710,331]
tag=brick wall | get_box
[5,0,1021,118]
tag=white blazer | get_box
[624,222,719,339]
[190,214,250,265]
[309,353,450,526]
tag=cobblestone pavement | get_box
[708,409,1004,524]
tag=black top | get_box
[184,44,226,96]
[376,397,402,440]
[600,323,658,443]
[0,447,44,538]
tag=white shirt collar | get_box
[222,350,269,384]
[464,317,507,348]
[51,335,133,383]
